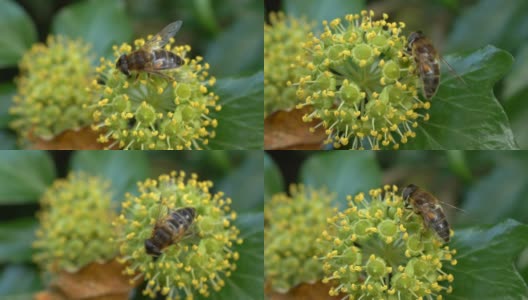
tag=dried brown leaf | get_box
[29,127,115,150]
[35,260,136,300]
[264,107,326,150]
[267,281,344,300]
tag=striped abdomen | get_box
[423,205,450,242]
[126,50,183,71]
[145,207,196,257]
[413,44,440,99]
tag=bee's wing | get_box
[153,198,169,226]
[440,56,468,87]
[144,20,183,51]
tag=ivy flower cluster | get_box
[89,39,220,150]
[264,184,335,292]
[33,172,116,273]
[264,12,313,117]
[10,36,95,145]
[296,11,430,149]
[114,171,242,299]
[320,186,457,299]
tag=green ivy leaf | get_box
[0,264,41,297]
[0,0,37,68]
[0,218,36,263]
[208,72,263,149]
[0,131,17,150]
[446,0,528,53]
[264,153,284,201]
[283,0,365,29]
[504,42,528,149]
[200,212,263,300]
[456,157,528,226]
[404,45,518,150]
[300,151,382,208]
[446,219,528,299]
[205,13,263,77]
[0,151,55,203]
[217,151,263,212]
[0,83,15,129]
[70,151,149,202]
[51,0,133,59]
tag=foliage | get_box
[0,151,263,300]
[0,0,262,149]
[265,0,523,150]
[265,151,528,299]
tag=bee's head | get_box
[406,31,424,53]
[116,54,130,76]
[402,184,418,203]
[187,207,196,219]
[144,239,161,258]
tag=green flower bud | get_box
[321,185,457,299]
[33,172,116,273]
[296,11,430,149]
[265,184,335,293]
[115,171,241,299]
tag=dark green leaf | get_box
[504,43,528,149]
[201,212,263,300]
[208,72,263,149]
[300,151,382,208]
[217,151,263,212]
[0,218,36,263]
[70,151,149,202]
[264,153,284,201]
[205,13,263,77]
[446,219,528,299]
[0,83,15,129]
[284,0,365,29]
[404,46,518,150]
[446,0,528,53]
[0,264,41,297]
[0,151,55,203]
[456,158,528,226]
[0,131,17,150]
[51,0,133,59]
[518,247,528,285]
[504,43,528,101]
[0,0,37,68]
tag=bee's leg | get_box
[132,73,141,84]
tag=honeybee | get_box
[116,20,184,80]
[406,31,465,99]
[144,206,196,259]
[402,184,450,242]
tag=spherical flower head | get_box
[33,172,117,273]
[89,39,220,150]
[296,11,428,150]
[265,184,335,293]
[320,185,457,299]
[10,35,96,144]
[264,12,313,117]
[115,171,241,299]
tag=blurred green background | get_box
[0,150,263,299]
[265,0,528,149]
[0,0,264,149]
[265,150,528,298]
